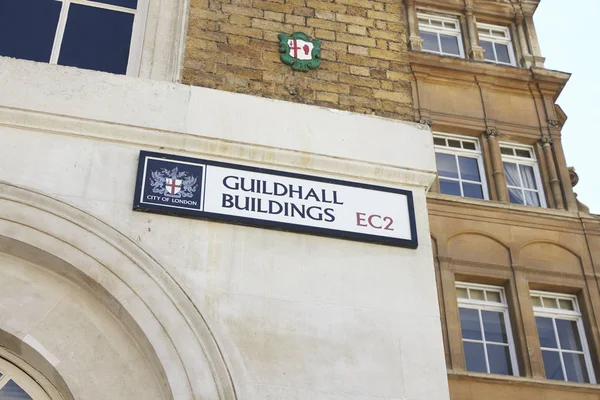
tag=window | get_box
[456,283,519,376]
[531,291,596,383]
[0,0,147,75]
[500,144,545,207]
[477,23,515,66]
[418,13,464,57]
[434,134,488,200]
[0,358,52,399]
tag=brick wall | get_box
[182,0,414,120]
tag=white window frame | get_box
[477,23,516,66]
[417,12,465,58]
[46,0,148,76]
[0,357,52,399]
[434,133,489,200]
[531,291,596,384]
[500,142,546,208]
[456,282,520,376]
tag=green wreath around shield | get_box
[278,32,322,72]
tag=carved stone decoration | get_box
[419,117,432,127]
[540,135,553,146]
[547,119,561,128]
[568,167,579,187]
[485,127,499,139]
[409,35,424,51]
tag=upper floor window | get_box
[477,23,515,66]
[500,144,545,207]
[434,134,488,200]
[418,13,464,58]
[531,291,596,384]
[456,283,519,376]
[0,0,146,75]
[0,357,52,399]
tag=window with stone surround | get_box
[477,23,516,66]
[417,13,465,58]
[434,133,488,200]
[456,282,519,376]
[0,357,52,399]
[531,291,596,384]
[500,143,546,207]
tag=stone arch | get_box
[446,231,511,265]
[0,181,236,400]
[518,240,583,275]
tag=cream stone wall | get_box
[0,57,447,400]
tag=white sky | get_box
[534,1,600,213]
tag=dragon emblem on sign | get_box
[150,167,198,198]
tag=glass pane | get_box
[500,147,514,156]
[524,191,541,207]
[440,34,460,55]
[430,19,443,27]
[418,18,428,25]
[462,183,484,199]
[515,149,531,158]
[519,165,538,189]
[459,308,483,340]
[492,29,506,38]
[481,40,495,61]
[448,139,461,148]
[482,310,508,343]
[563,352,589,383]
[508,188,525,205]
[470,289,485,301]
[542,350,564,380]
[495,43,511,64]
[433,137,446,146]
[436,153,459,178]
[487,344,513,375]
[486,291,501,303]
[536,316,558,348]
[0,380,33,400]
[92,0,138,8]
[559,299,574,311]
[58,4,134,75]
[503,162,521,187]
[556,319,583,351]
[462,141,476,150]
[458,157,481,182]
[464,342,487,373]
[444,21,456,29]
[421,31,440,52]
[0,0,62,63]
[440,179,461,196]
[531,296,542,307]
[543,297,558,309]
[456,287,468,299]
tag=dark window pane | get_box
[459,308,482,340]
[58,4,134,75]
[495,43,511,64]
[0,380,33,399]
[464,342,487,373]
[524,191,541,207]
[458,157,481,182]
[500,147,514,156]
[542,350,564,380]
[462,183,484,199]
[487,344,513,375]
[556,319,582,351]
[436,153,459,178]
[515,149,531,158]
[0,0,62,63]
[463,141,476,150]
[433,137,446,146]
[503,162,520,187]
[421,31,439,52]
[448,139,461,148]
[440,34,460,55]
[536,317,558,348]
[563,353,589,383]
[508,188,525,205]
[92,0,138,9]
[481,40,495,61]
[440,180,461,196]
[482,310,508,343]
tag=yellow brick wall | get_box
[182,0,414,120]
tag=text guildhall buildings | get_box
[0,0,599,399]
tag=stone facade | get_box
[182,0,414,119]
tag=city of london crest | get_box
[278,32,321,72]
[150,167,198,198]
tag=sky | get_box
[534,1,600,214]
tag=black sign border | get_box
[133,150,418,249]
